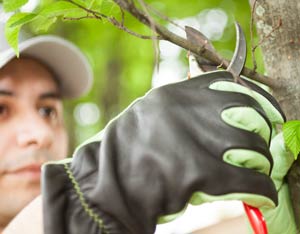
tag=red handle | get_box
[243,203,268,234]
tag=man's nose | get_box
[16,113,53,149]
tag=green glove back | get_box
[261,133,297,234]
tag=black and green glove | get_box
[42,70,285,234]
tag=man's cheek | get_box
[0,135,15,174]
[0,175,40,191]
[0,177,40,211]
[0,184,40,210]
[53,130,68,160]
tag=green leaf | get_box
[88,0,97,8]
[39,1,82,18]
[72,0,103,9]
[3,0,28,12]
[62,8,88,19]
[88,0,103,9]
[90,0,105,11]
[100,0,118,15]
[71,0,90,8]
[30,16,57,33]
[9,13,38,27]
[69,0,89,8]
[5,12,37,56]
[283,120,300,159]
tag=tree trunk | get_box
[251,0,300,229]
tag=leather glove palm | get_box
[43,70,285,234]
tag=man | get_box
[0,35,93,232]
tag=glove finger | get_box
[219,105,273,174]
[221,107,271,143]
[270,133,295,189]
[190,190,275,209]
[158,160,277,224]
[241,78,285,122]
[209,80,285,124]
[190,166,278,208]
[223,149,271,175]
[206,92,274,164]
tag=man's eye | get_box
[38,106,57,119]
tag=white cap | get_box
[0,35,93,99]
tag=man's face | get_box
[0,58,68,226]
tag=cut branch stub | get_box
[185,26,218,72]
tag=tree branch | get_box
[66,0,278,88]
[136,0,160,69]
[113,0,279,88]
[250,0,258,72]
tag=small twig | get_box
[127,0,134,5]
[187,51,191,79]
[68,0,105,17]
[253,18,282,52]
[146,3,185,31]
[237,75,251,89]
[120,6,125,25]
[250,0,258,72]
[67,0,160,40]
[217,61,224,69]
[136,0,160,70]
[108,17,160,39]
[63,15,96,21]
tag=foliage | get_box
[283,120,300,159]
[38,1,82,17]
[5,12,37,56]
[3,0,28,12]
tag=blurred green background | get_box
[6,0,263,154]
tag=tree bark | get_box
[252,0,300,229]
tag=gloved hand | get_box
[42,70,285,234]
[260,133,297,234]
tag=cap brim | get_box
[0,36,93,99]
